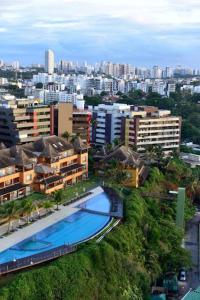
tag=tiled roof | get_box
[0,135,86,167]
[102,146,143,168]
[35,164,55,174]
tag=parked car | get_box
[178,269,187,281]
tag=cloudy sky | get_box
[0,0,200,66]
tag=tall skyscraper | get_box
[45,49,55,74]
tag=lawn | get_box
[61,176,100,203]
[21,192,48,202]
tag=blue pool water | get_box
[78,192,111,212]
[0,192,111,264]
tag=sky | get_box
[0,0,200,66]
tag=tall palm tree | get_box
[4,201,20,233]
[20,199,35,224]
[42,200,54,215]
[54,190,63,210]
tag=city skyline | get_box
[0,0,200,66]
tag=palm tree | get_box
[54,190,63,210]
[113,138,120,147]
[42,200,54,215]
[62,131,70,141]
[20,199,35,224]
[4,201,20,233]
[106,143,113,153]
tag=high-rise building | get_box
[45,49,55,74]
[152,66,163,79]
[89,103,131,145]
[50,102,73,137]
[124,106,181,155]
[0,60,4,68]
[0,95,51,146]
[12,61,20,70]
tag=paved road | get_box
[185,213,200,288]
[178,212,200,299]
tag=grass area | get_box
[21,192,48,202]
[61,177,100,203]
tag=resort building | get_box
[0,135,88,203]
[94,145,149,188]
[124,106,181,155]
[0,95,51,146]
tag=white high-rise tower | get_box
[45,49,55,74]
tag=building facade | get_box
[89,103,131,145]
[0,136,88,203]
[94,145,149,188]
[73,110,92,144]
[0,96,51,146]
[124,106,181,155]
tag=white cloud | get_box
[1,0,200,65]
[0,28,7,32]
[33,21,81,29]
[1,0,200,28]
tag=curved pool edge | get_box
[0,187,123,275]
[0,217,115,276]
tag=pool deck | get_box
[0,186,104,254]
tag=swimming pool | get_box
[0,192,111,264]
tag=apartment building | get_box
[0,95,51,146]
[124,106,181,155]
[89,103,131,145]
[0,135,88,203]
[73,110,92,144]
[50,102,91,143]
[50,102,73,137]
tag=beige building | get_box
[51,102,73,137]
[51,103,91,143]
[0,96,51,146]
[125,106,181,155]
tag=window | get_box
[26,174,32,181]
[0,169,5,177]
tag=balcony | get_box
[60,164,84,177]
[40,175,64,194]
[0,172,20,184]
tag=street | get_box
[179,212,200,298]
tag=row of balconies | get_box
[137,139,180,146]
[138,133,180,139]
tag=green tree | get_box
[54,190,63,210]
[42,200,54,215]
